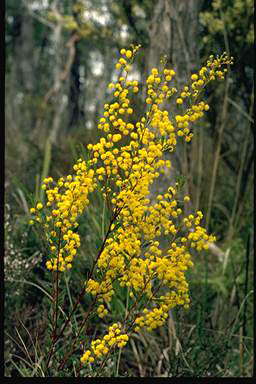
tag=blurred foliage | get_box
[200,0,254,44]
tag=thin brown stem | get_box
[58,294,99,371]
[45,229,62,372]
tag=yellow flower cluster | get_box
[85,186,215,335]
[29,45,232,365]
[115,45,141,72]
[145,66,177,105]
[97,304,108,318]
[81,323,128,364]
[30,162,96,271]
[174,52,233,141]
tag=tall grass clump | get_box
[25,45,233,376]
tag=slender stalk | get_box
[45,229,62,371]
[87,208,121,282]
[206,6,230,231]
[202,250,208,342]
[239,326,244,376]
[242,233,250,338]
[182,142,190,217]
[115,286,130,377]
[195,127,203,212]
[226,112,250,241]
[115,347,122,377]
[102,198,106,241]
[48,208,121,373]
[58,295,98,371]
[39,138,52,203]
[233,88,254,232]
[54,231,61,340]
[205,77,230,230]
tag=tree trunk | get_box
[147,0,202,201]
[68,37,82,130]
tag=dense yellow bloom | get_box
[29,44,232,365]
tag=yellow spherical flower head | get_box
[36,202,43,210]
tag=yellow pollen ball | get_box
[126,50,132,59]
[191,74,198,81]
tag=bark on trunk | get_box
[147,0,202,200]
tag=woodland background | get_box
[5,0,254,377]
